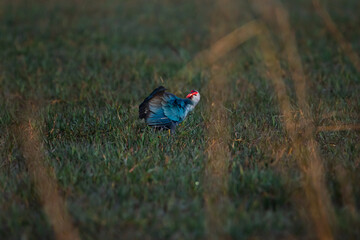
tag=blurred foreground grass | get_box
[0,0,359,239]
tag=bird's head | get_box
[186,90,200,105]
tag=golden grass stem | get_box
[202,1,251,239]
[16,103,81,240]
[252,1,336,238]
[204,63,231,240]
[313,0,360,72]
[175,20,262,85]
[259,28,335,240]
[317,124,360,132]
[188,20,262,70]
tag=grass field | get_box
[1,0,360,239]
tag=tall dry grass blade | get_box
[276,1,358,226]
[275,2,360,234]
[176,20,262,84]
[16,103,81,240]
[202,1,247,239]
[252,1,336,238]
[256,27,295,134]
[197,18,262,240]
[204,64,231,240]
[187,20,262,70]
[317,124,360,132]
[258,27,334,240]
[313,0,360,72]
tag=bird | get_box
[139,86,200,133]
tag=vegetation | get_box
[1,0,359,239]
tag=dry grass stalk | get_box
[276,1,360,233]
[202,1,245,239]
[204,64,231,240]
[188,20,262,69]
[16,103,81,240]
[176,20,262,83]
[258,27,334,240]
[313,0,360,72]
[253,1,336,238]
[317,124,360,132]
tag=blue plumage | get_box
[139,86,200,133]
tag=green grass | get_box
[1,0,360,239]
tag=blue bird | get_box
[139,86,200,133]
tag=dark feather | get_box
[139,86,166,119]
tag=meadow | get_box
[0,0,359,239]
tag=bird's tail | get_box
[139,86,166,119]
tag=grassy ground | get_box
[1,0,359,239]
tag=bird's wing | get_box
[139,86,166,119]
[139,86,172,127]
[161,93,191,123]
[147,94,173,127]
